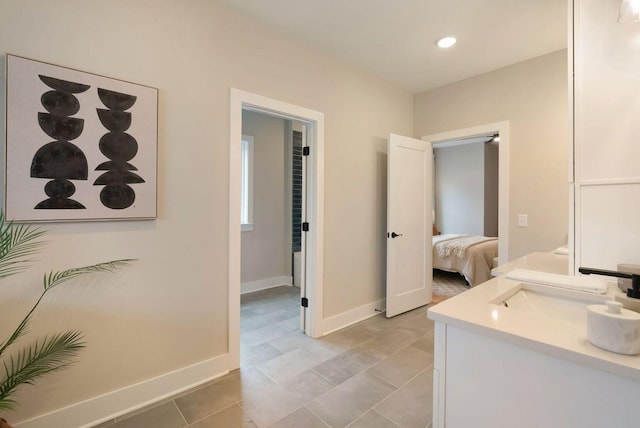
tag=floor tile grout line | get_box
[260,397,329,428]
[367,366,433,427]
[341,367,421,428]
[309,367,338,387]
[371,364,431,396]
[170,400,189,427]
[319,371,400,427]
[311,350,380,387]
[251,364,281,386]
[253,365,337,427]
[344,409,400,428]
[303,404,335,428]
[336,378,401,428]
[238,400,267,428]
[184,401,243,427]
[373,411,404,428]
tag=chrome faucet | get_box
[579,267,640,299]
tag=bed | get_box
[432,234,498,286]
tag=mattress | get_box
[433,234,499,286]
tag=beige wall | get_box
[241,110,290,284]
[414,50,569,260]
[0,0,413,423]
[434,143,485,235]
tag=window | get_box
[241,135,254,231]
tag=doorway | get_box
[238,110,304,344]
[423,121,510,265]
[229,89,325,368]
[433,134,498,237]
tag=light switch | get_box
[517,214,528,228]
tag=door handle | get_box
[391,232,403,238]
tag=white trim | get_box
[229,90,326,384]
[14,354,232,428]
[432,322,448,428]
[569,184,576,275]
[432,133,495,148]
[578,177,640,187]
[422,121,510,265]
[299,124,308,332]
[241,275,293,294]
[320,299,386,336]
[568,0,576,275]
[240,134,254,228]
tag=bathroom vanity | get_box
[428,269,640,428]
[427,0,640,424]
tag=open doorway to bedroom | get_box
[423,122,509,297]
[433,133,499,239]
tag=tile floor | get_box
[95,286,436,428]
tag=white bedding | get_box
[433,234,498,286]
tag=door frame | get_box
[229,88,325,366]
[422,121,510,265]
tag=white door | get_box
[386,133,433,317]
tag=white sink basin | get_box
[492,282,611,325]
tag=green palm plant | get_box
[0,211,134,413]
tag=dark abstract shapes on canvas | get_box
[98,88,137,111]
[34,179,86,209]
[45,179,75,198]
[39,75,90,93]
[99,133,138,162]
[95,87,141,210]
[31,141,89,179]
[41,91,80,116]
[38,112,84,140]
[97,109,131,133]
[33,75,90,210]
[94,170,144,185]
[100,184,135,210]
[96,161,138,171]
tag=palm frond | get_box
[43,259,135,291]
[0,396,17,412]
[0,210,135,413]
[0,315,31,359]
[0,212,46,280]
[0,260,134,358]
[0,331,85,411]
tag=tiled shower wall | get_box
[292,130,303,253]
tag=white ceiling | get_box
[214,0,568,93]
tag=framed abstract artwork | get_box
[4,54,158,221]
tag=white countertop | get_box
[428,254,640,382]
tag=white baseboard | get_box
[15,353,233,428]
[320,298,386,336]
[241,275,292,294]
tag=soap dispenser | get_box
[587,301,640,355]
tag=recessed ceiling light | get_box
[437,37,457,49]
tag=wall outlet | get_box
[517,214,528,228]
